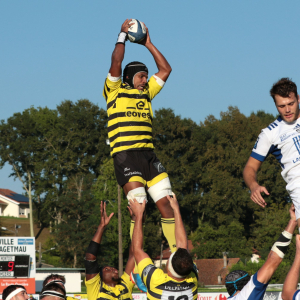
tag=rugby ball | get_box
[128,19,146,43]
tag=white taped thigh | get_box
[127,187,147,204]
[286,179,300,220]
[148,177,172,203]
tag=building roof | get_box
[0,189,29,204]
[195,258,240,285]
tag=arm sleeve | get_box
[147,76,164,101]
[250,131,273,162]
[103,74,122,102]
[121,272,135,292]
[85,273,101,300]
[293,290,300,300]
[138,257,162,288]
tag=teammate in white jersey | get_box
[243,78,300,227]
[225,204,297,300]
[282,234,300,300]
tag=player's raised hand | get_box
[250,185,269,208]
[121,19,134,33]
[100,201,114,227]
[129,198,146,217]
[166,193,180,211]
[296,235,300,254]
[138,23,151,47]
[289,204,296,221]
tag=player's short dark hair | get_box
[172,248,194,276]
[40,283,66,300]
[3,285,26,300]
[225,270,250,296]
[270,78,298,102]
[43,274,66,287]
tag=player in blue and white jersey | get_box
[243,78,300,229]
[225,204,297,300]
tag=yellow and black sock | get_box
[161,217,177,253]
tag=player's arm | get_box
[257,205,297,284]
[140,24,171,82]
[109,19,133,77]
[166,194,187,249]
[282,235,300,300]
[85,201,114,280]
[129,199,149,264]
[243,157,269,208]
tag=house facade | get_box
[0,189,29,218]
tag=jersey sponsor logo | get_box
[136,101,145,110]
[294,124,300,133]
[124,167,130,172]
[153,162,166,173]
[143,265,154,277]
[124,171,142,177]
[293,136,300,155]
[126,111,151,119]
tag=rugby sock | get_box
[161,218,177,253]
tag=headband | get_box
[6,288,26,300]
[226,273,249,297]
[45,280,65,286]
[41,290,65,299]
[168,252,184,278]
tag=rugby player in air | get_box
[129,193,198,300]
[243,78,300,232]
[282,234,300,300]
[103,19,174,289]
[2,285,29,300]
[85,201,135,300]
[225,204,297,300]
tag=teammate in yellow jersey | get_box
[129,193,198,300]
[85,202,135,300]
[103,18,176,288]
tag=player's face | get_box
[102,266,119,282]
[133,72,148,90]
[274,93,300,123]
[14,290,29,300]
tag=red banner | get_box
[0,278,35,294]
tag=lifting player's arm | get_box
[85,201,114,280]
[129,199,149,265]
[166,194,187,249]
[139,24,172,82]
[282,235,300,300]
[257,205,297,284]
[243,157,269,208]
[109,19,133,77]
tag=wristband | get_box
[116,32,127,45]
[271,230,293,258]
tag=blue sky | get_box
[1,1,300,193]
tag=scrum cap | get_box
[225,270,250,297]
[123,61,148,88]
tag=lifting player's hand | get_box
[129,198,146,218]
[289,204,296,221]
[166,193,180,212]
[138,23,151,47]
[99,201,114,228]
[250,184,269,208]
[120,19,134,34]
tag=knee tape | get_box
[127,187,147,204]
[148,177,172,203]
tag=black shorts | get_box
[113,150,169,188]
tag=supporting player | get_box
[282,235,300,300]
[2,285,29,300]
[40,283,66,300]
[243,78,300,231]
[103,19,174,289]
[129,193,198,300]
[85,201,135,300]
[43,274,74,300]
[225,204,297,300]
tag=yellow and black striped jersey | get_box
[85,272,134,300]
[103,74,164,156]
[138,258,198,300]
